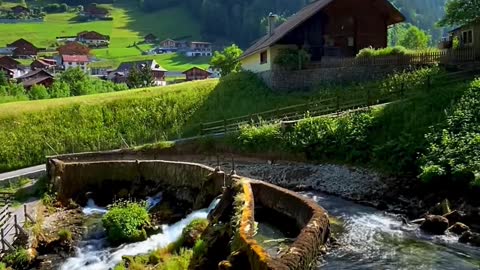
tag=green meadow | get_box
[0,1,210,71]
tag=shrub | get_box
[3,248,30,269]
[274,48,310,70]
[236,122,283,153]
[58,229,73,242]
[41,193,55,207]
[357,46,409,58]
[29,84,50,100]
[420,79,480,186]
[102,201,150,245]
[0,262,5,270]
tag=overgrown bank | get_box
[231,78,479,190]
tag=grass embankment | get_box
[0,1,209,71]
[233,76,479,188]
[0,73,309,172]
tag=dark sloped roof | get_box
[18,69,53,80]
[182,66,212,74]
[241,0,405,59]
[0,56,21,69]
[22,76,53,87]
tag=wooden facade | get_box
[183,67,211,81]
[277,0,393,60]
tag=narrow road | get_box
[0,165,45,183]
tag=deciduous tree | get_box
[210,44,243,77]
[438,0,480,27]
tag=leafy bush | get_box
[273,48,310,70]
[420,79,480,186]
[58,229,73,241]
[0,262,5,270]
[236,122,283,153]
[29,84,50,100]
[102,201,150,245]
[3,248,30,269]
[357,46,409,58]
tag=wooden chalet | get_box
[240,0,405,73]
[108,60,167,86]
[17,69,54,89]
[7,38,39,58]
[0,56,21,70]
[83,4,109,19]
[57,42,90,55]
[77,31,110,46]
[31,59,57,71]
[183,67,212,81]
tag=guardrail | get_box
[199,69,479,135]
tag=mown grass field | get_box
[0,1,210,71]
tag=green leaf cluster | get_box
[102,201,151,245]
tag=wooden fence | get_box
[199,69,479,135]
[0,203,34,254]
[308,48,480,69]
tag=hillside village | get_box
[0,0,479,269]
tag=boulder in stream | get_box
[459,231,480,247]
[443,210,464,226]
[420,215,449,235]
[448,222,470,235]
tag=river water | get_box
[301,191,480,270]
[60,192,479,270]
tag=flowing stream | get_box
[61,191,480,270]
[61,198,219,270]
[301,191,480,270]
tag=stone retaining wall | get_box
[258,65,414,91]
[47,155,330,269]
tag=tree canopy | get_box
[397,25,431,49]
[210,44,243,77]
[438,0,480,27]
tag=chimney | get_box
[268,13,277,37]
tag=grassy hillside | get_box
[0,73,310,172]
[0,1,209,71]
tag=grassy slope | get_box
[0,73,310,172]
[0,1,210,71]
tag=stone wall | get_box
[258,65,413,91]
[233,179,330,270]
[48,159,227,207]
[47,155,330,270]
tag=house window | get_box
[260,51,268,64]
[462,30,473,44]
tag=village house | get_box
[185,42,213,57]
[448,21,480,51]
[107,60,167,86]
[82,4,110,20]
[61,55,89,73]
[77,31,110,47]
[17,69,54,89]
[57,42,90,56]
[10,5,30,16]
[208,66,221,78]
[7,38,40,58]
[0,56,27,78]
[144,34,157,43]
[160,38,178,49]
[0,66,14,79]
[0,56,20,70]
[31,58,57,71]
[240,0,404,73]
[183,67,212,81]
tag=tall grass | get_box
[356,46,440,58]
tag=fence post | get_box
[24,205,27,222]
[14,215,18,235]
[1,228,4,251]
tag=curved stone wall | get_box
[47,155,330,269]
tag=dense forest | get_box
[44,0,447,48]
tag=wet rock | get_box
[459,231,480,247]
[420,215,449,235]
[448,222,470,235]
[443,210,464,226]
[144,225,162,236]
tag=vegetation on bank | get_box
[232,76,478,187]
[102,201,151,244]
